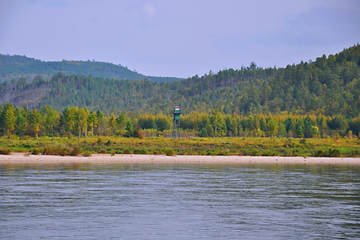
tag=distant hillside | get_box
[0,54,182,83]
[1,44,359,117]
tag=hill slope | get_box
[1,44,360,117]
[0,54,182,83]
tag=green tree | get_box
[3,103,16,137]
[155,115,170,132]
[200,127,208,137]
[15,114,27,138]
[304,116,313,138]
[116,112,126,136]
[278,122,287,138]
[285,118,295,137]
[197,114,212,136]
[76,107,89,140]
[42,105,59,140]
[311,126,319,138]
[30,107,44,139]
[319,117,327,137]
[96,110,104,136]
[109,114,116,135]
[63,107,77,137]
[210,109,221,139]
[296,126,304,138]
[266,118,278,138]
[87,111,98,136]
[125,120,133,138]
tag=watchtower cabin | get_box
[172,106,181,139]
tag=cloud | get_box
[143,2,155,20]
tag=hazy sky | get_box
[0,0,359,78]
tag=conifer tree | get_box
[15,114,27,138]
[125,120,133,138]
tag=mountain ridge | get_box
[0,54,182,83]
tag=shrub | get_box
[165,148,175,156]
[0,148,11,155]
[328,149,340,157]
[98,149,106,154]
[347,150,359,157]
[22,143,33,149]
[238,151,245,156]
[69,146,82,156]
[206,150,214,155]
[123,149,132,154]
[152,150,162,155]
[217,151,230,156]
[134,149,148,154]
[42,146,55,155]
[57,147,69,156]
[314,148,340,157]
[251,150,259,156]
[32,148,41,155]
[83,151,92,157]
[264,151,274,156]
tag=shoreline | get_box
[0,153,360,165]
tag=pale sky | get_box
[0,0,359,78]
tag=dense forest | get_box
[1,44,359,118]
[0,54,182,83]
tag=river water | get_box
[1,163,360,239]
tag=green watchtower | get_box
[173,106,181,139]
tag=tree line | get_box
[1,103,360,140]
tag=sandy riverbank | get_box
[0,153,360,165]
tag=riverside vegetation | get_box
[0,136,359,158]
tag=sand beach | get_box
[0,153,360,165]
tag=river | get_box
[1,163,359,239]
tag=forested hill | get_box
[1,44,360,117]
[0,54,182,83]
